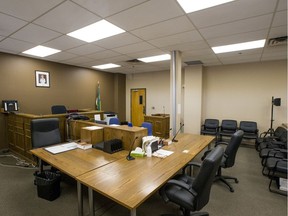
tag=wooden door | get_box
[131,89,146,126]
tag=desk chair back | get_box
[51,105,67,114]
[141,122,153,136]
[193,146,224,210]
[223,130,244,168]
[109,117,120,125]
[31,118,61,148]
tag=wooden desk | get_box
[69,120,147,150]
[5,110,103,161]
[77,134,214,216]
[31,147,128,216]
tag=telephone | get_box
[142,136,160,153]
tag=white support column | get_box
[170,50,182,135]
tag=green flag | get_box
[96,82,101,110]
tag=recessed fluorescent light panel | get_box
[67,20,125,42]
[212,39,266,54]
[138,54,171,63]
[92,63,121,70]
[22,45,61,57]
[177,0,235,13]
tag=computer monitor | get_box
[2,100,19,112]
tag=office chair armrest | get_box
[214,141,228,147]
[166,179,197,197]
[182,161,202,174]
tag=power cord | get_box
[0,154,37,170]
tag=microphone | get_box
[172,123,184,142]
[126,136,138,161]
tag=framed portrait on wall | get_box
[35,70,50,88]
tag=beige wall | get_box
[0,52,126,149]
[202,60,287,133]
[126,71,171,121]
[126,60,287,134]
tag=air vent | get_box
[126,59,143,63]
[184,60,203,65]
[268,36,287,47]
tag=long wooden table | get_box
[30,147,128,216]
[76,133,214,216]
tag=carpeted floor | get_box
[0,146,286,216]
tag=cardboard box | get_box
[81,126,104,144]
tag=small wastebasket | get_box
[34,171,61,201]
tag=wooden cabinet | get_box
[144,114,170,138]
[5,110,103,162]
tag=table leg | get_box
[88,188,94,216]
[77,181,83,216]
[38,159,43,172]
[130,208,136,216]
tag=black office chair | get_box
[51,105,67,114]
[239,121,259,144]
[200,119,219,136]
[213,130,244,192]
[265,157,288,195]
[31,118,62,169]
[256,126,287,151]
[218,119,238,142]
[160,146,224,216]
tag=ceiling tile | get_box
[126,48,166,59]
[61,55,95,65]
[277,0,287,11]
[199,14,273,39]
[113,42,155,54]
[33,1,101,34]
[161,40,210,52]
[207,29,269,46]
[106,0,184,31]
[0,0,65,21]
[131,16,195,40]
[88,50,122,60]
[10,23,61,44]
[66,44,104,55]
[149,30,203,48]
[0,38,34,54]
[272,10,287,27]
[45,51,78,61]
[188,0,277,28]
[0,13,28,36]
[71,0,148,17]
[43,35,86,50]
[93,32,142,49]
[268,26,287,38]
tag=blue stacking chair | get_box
[109,117,120,125]
[141,122,153,136]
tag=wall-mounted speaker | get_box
[273,98,281,106]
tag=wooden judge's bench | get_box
[3,110,147,162]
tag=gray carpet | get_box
[0,146,286,216]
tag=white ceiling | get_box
[0,0,286,74]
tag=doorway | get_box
[131,88,146,126]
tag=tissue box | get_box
[130,151,145,158]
